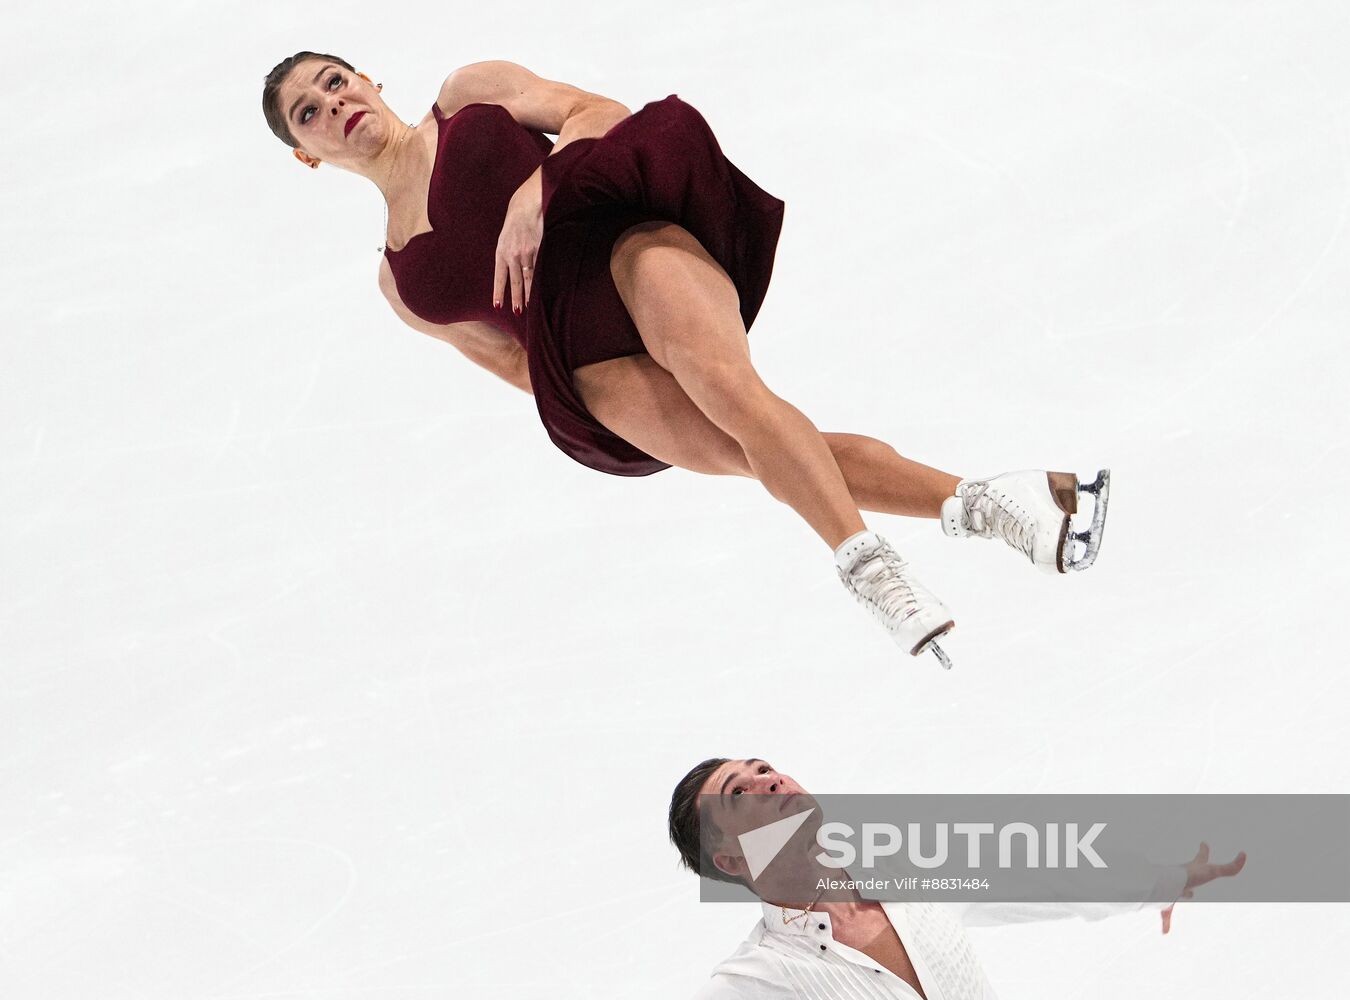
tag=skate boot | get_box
[835,530,955,669]
[940,469,1111,574]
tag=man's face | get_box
[698,759,817,883]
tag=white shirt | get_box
[693,867,1188,1000]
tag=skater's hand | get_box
[1160,841,1247,935]
[494,193,543,316]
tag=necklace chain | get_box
[781,885,827,926]
[379,122,417,254]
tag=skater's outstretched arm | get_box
[1160,842,1248,935]
[956,842,1246,933]
[954,868,1186,929]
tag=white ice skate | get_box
[835,530,955,669]
[940,469,1110,574]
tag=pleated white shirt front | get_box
[693,869,1186,1000]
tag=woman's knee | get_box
[572,354,752,478]
[672,353,775,426]
[672,431,753,477]
[824,433,901,465]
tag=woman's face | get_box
[277,59,390,166]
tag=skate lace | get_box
[963,484,1035,560]
[839,540,920,627]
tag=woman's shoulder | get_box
[432,60,515,120]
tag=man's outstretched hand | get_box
[1161,841,1248,934]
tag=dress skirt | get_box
[526,94,786,477]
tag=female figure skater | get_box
[261,53,1109,669]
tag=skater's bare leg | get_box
[825,433,960,518]
[573,354,960,518]
[574,351,959,658]
[608,221,863,549]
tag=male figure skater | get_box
[669,757,1246,999]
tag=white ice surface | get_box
[4,2,1349,997]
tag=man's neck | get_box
[814,896,887,933]
[767,869,887,935]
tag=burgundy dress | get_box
[383,95,786,476]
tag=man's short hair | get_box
[668,756,744,885]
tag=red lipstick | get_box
[344,111,366,138]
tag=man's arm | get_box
[955,841,1245,930]
[953,864,1189,928]
[378,259,532,394]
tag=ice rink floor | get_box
[5,2,1349,997]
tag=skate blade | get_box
[1064,468,1110,572]
[911,621,955,670]
[927,641,954,670]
